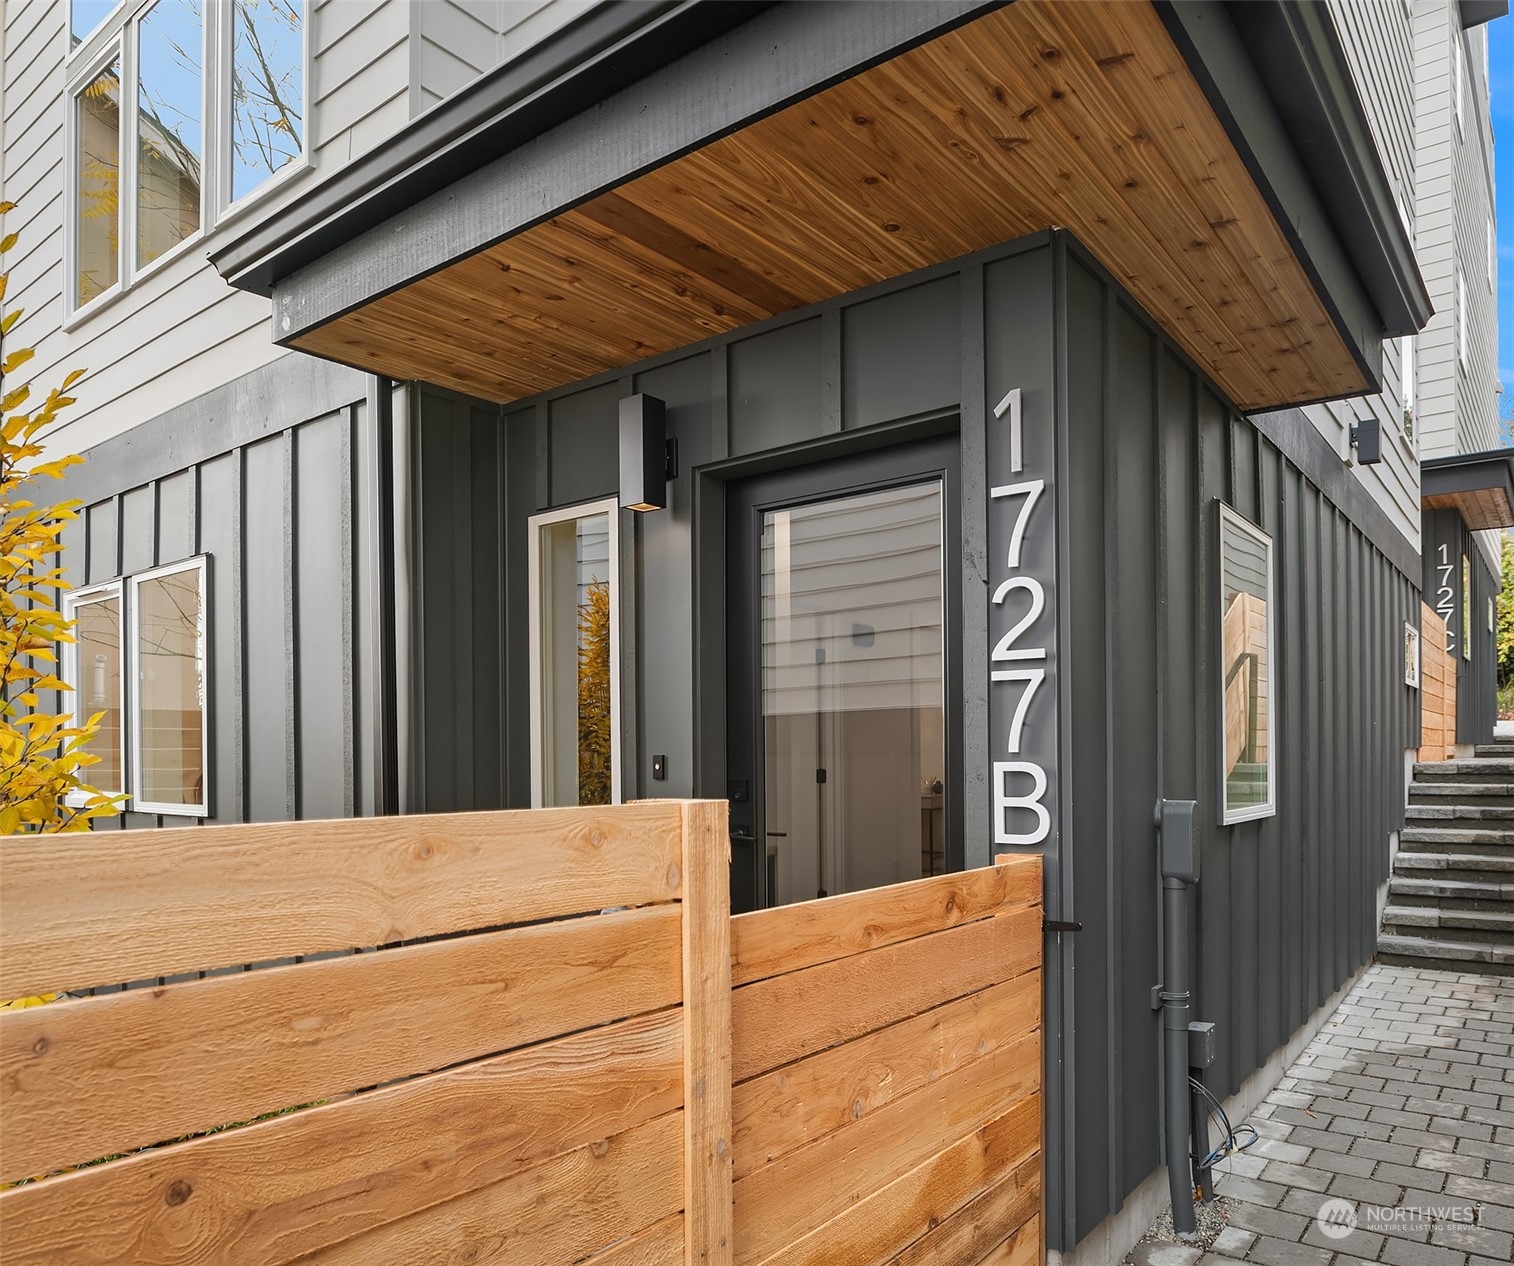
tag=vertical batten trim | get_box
[820,308,842,434]
[340,407,357,818]
[284,428,300,820]
[534,401,551,509]
[1051,233,1079,1251]
[232,448,248,822]
[959,260,988,864]
[1099,285,1120,1213]
[710,344,730,462]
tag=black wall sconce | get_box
[1349,418,1382,465]
[619,393,678,512]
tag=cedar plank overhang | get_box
[1422,450,1514,533]
[213,0,1429,414]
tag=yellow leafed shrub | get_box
[0,200,119,836]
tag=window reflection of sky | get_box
[232,0,304,202]
[71,0,117,43]
[138,0,203,267]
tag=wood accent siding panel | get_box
[1419,604,1456,760]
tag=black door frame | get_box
[723,432,965,912]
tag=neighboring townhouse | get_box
[0,0,1506,1261]
[1412,0,1509,743]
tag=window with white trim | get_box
[1218,504,1275,825]
[1458,268,1468,369]
[67,0,305,313]
[528,501,621,807]
[1455,35,1465,137]
[62,557,210,815]
[61,581,126,801]
[1401,333,1416,439]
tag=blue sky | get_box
[1494,16,1514,400]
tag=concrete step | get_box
[1399,826,1514,848]
[1382,904,1514,938]
[1378,934,1514,975]
[1387,875,1514,902]
[1412,760,1514,783]
[1474,744,1514,759]
[1394,853,1514,883]
[1408,783,1514,806]
[1405,803,1514,823]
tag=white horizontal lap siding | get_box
[312,0,408,165]
[1288,1,1418,547]
[413,0,596,112]
[1328,0,1415,195]
[1413,0,1462,463]
[1,0,425,459]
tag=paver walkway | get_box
[1129,963,1514,1266]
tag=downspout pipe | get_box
[1157,799,1200,1240]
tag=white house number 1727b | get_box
[990,387,1051,847]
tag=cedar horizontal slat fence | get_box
[0,802,1042,1266]
[728,861,1043,1266]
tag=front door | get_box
[726,435,962,912]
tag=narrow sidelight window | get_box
[528,501,620,807]
[130,557,209,815]
[62,582,126,801]
[74,59,122,307]
[1218,503,1275,824]
[230,0,304,204]
[136,0,204,270]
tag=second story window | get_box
[67,0,304,317]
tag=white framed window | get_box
[1218,503,1275,825]
[527,500,622,808]
[1455,35,1465,137]
[1458,268,1468,369]
[1404,622,1420,689]
[1401,334,1416,438]
[61,580,126,803]
[65,0,306,318]
[128,556,210,816]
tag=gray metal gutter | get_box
[1459,1,1508,30]
[1158,0,1433,345]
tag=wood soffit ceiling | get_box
[1422,489,1514,532]
[291,0,1369,412]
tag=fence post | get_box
[681,800,734,1266]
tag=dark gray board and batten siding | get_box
[408,230,1421,1251]
[1057,243,1419,1243]
[57,358,387,828]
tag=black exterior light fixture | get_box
[1349,417,1382,465]
[619,393,677,511]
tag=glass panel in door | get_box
[760,481,945,905]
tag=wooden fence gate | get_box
[0,802,1042,1265]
